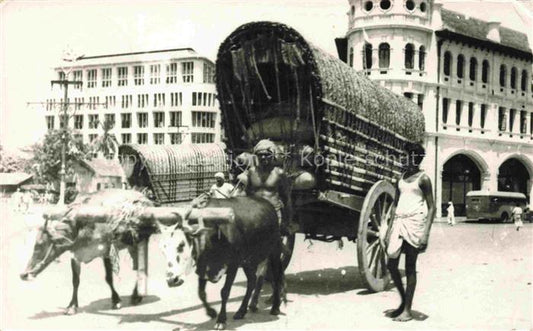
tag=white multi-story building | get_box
[337,0,533,215]
[44,48,221,146]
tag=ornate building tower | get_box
[337,0,533,216]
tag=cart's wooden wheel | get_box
[357,180,396,292]
[281,234,295,271]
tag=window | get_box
[169,111,182,127]
[482,60,489,83]
[468,102,474,128]
[378,43,390,69]
[192,111,216,128]
[121,133,131,144]
[498,107,507,131]
[134,66,144,85]
[480,104,487,129]
[74,115,83,129]
[118,67,128,86]
[420,2,427,12]
[121,113,131,129]
[509,109,516,132]
[364,1,373,11]
[510,67,517,89]
[153,93,165,107]
[87,69,97,88]
[153,133,164,145]
[89,134,98,143]
[137,113,148,128]
[349,47,354,68]
[417,94,424,109]
[521,70,528,91]
[73,70,82,89]
[469,58,477,81]
[105,96,116,108]
[405,0,415,11]
[58,72,65,80]
[182,62,194,82]
[104,114,115,128]
[150,64,160,84]
[520,111,527,134]
[455,100,462,126]
[363,43,373,69]
[59,114,68,129]
[191,133,215,144]
[88,96,100,110]
[380,0,391,10]
[102,68,112,87]
[121,95,133,109]
[166,63,177,83]
[419,46,425,71]
[89,114,99,129]
[169,133,182,144]
[404,43,414,69]
[171,92,182,107]
[137,94,149,108]
[203,63,215,83]
[46,116,55,130]
[351,5,355,15]
[457,54,464,79]
[153,112,165,128]
[499,65,506,87]
[443,51,452,76]
[137,133,148,144]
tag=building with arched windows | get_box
[336,0,533,216]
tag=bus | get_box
[465,191,528,222]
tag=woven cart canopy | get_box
[216,21,425,151]
[216,21,425,196]
[119,144,228,204]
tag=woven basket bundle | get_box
[119,144,229,204]
[216,22,425,196]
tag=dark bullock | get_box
[158,196,284,330]
[20,189,156,315]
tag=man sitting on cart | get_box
[234,139,298,235]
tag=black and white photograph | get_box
[1,0,532,330]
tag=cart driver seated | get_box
[234,139,299,235]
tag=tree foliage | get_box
[30,129,92,184]
[92,118,119,159]
[0,144,31,173]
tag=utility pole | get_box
[50,78,82,205]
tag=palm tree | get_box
[92,118,119,160]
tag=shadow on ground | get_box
[29,295,160,320]
[88,294,281,330]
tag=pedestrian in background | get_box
[209,172,234,199]
[384,143,436,322]
[447,201,455,226]
[512,203,523,231]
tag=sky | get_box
[0,0,531,150]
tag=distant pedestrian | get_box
[512,203,523,231]
[447,201,455,226]
[209,172,234,199]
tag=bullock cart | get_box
[215,22,425,292]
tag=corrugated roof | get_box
[82,158,124,178]
[441,8,531,53]
[0,172,33,186]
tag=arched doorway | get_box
[442,154,481,216]
[498,158,530,200]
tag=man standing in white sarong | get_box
[384,143,436,322]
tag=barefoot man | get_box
[235,139,297,234]
[384,143,436,322]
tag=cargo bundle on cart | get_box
[215,22,425,291]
